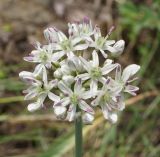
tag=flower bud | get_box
[112,40,125,56]
[82,113,94,124]
[54,106,66,116]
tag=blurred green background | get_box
[0,0,160,157]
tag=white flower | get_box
[68,17,94,40]
[54,56,85,85]
[19,69,60,112]
[54,79,94,121]
[54,56,84,77]
[87,26,125,58]
[78,50,117,92]
[88,26,116,58]
[24,42,64,68]
[91,78,125,123]
[44,27,88,59]
[53,60,73,80]
[115,64,140,96]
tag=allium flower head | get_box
[20,17,140,124]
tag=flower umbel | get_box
[19,17,140,124]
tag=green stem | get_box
[75,111,83,157]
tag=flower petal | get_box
[27,102,41,112]
[81,91,95,99]
[66,104,76,122]
[94,26,101,40]
[71,37,82,45]
[24,91,38,100]
[74,44,88,51]
[122,64,140,82]
[48,80,58,89]
[79,100,94,114]
[92,50,99,67]
[54,106,66,116]
[19,71,37,84]
[105,40,125,56]
[44,27,59,43]
[48,92,60,102]
[52,51,65,62]
[54,69,62,78]
[33,64,45,76]
[115,64,122,81]
[101,104,110,119]
[124,85,139,96]
[113,40,125,55]
[19,71,33,80]
[42,67,48,85]
[82,113,94,124]
[23,56,35,62]
[109,113,118,123]
[101,104,118,123]
[100,49,108,58]
[116,95,125,110]
[90,80,98,93]
[74,78,82,94]
[104,40,115,46]
[76,73,90,81]
[58,31,68,42]
[62,75,74,85]
[99,77,107,84]
[91,94,101,106]
[79,57,91,71]
[54,97,70,107]
[67,51,75,58]
[101,63,117,75]
[58,81,73,95]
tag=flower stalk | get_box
[75,108,83,157]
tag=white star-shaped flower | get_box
[91,78,125,123]
[54,79,94,122]
[115,64,140,96]
[44,27,88,58]
[78,50,117,93]
[19,69,60,112]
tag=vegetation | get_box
[0,0,159,157]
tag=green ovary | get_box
[40,52,48,62]
[82,26,89,34]
[96,37,105,48]
[70,94,78,105]
[102,92,111,103]
[90,67,102,79]
[36,86,43,93]
[61,40,72,51]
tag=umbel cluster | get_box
[19,17,140,124]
